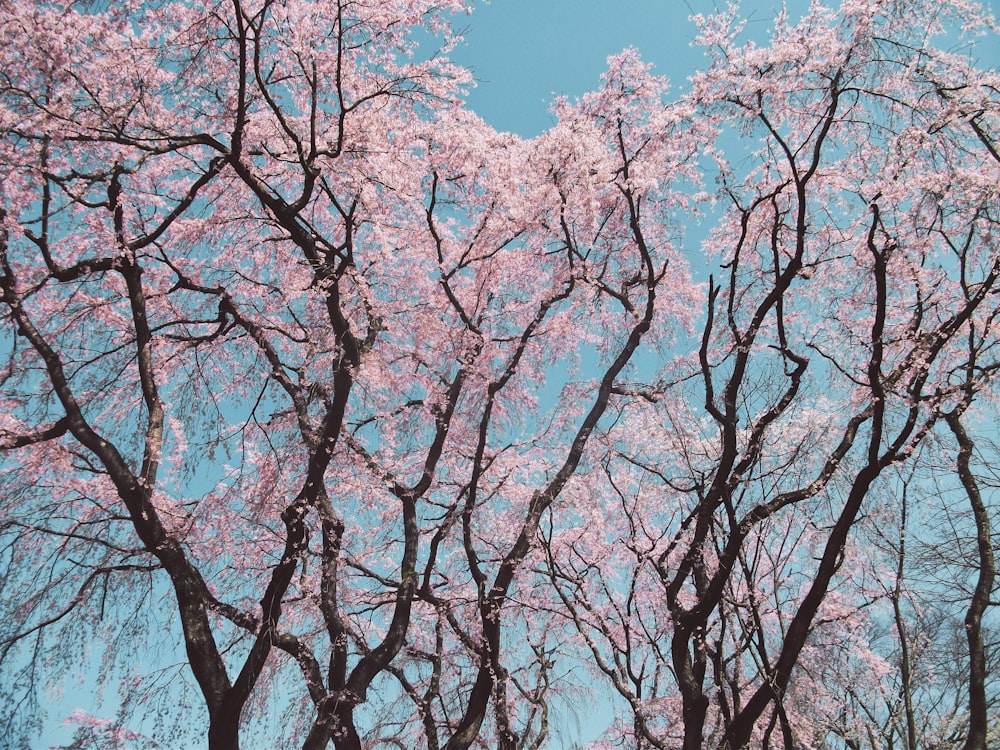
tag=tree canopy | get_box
[0,1,998,748]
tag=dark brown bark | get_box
[945,411,995,750]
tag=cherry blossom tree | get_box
[537,2,1000,748]
[0,1,997,749]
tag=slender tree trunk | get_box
[891,491,917,750]
[674,629,709,750]
[945,412,995,750]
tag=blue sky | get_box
[450,0,715,134]
[450,0,1000,136]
